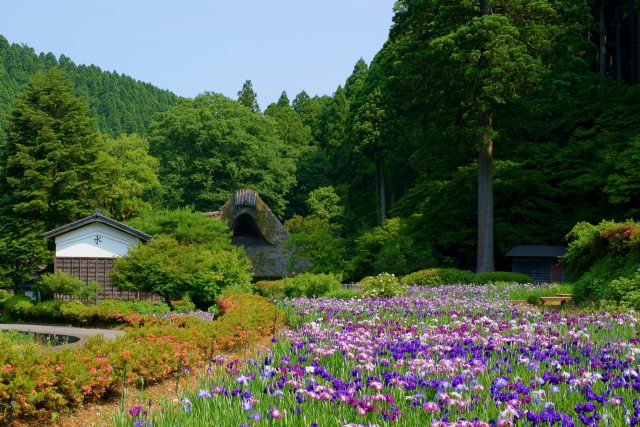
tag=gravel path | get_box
[0,323,125,351]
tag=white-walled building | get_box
[43,210,153,300]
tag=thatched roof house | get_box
[205,189,290,279]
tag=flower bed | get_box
[0,291,281,423]
[124,285,640,426]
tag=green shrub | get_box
[58,301,92,324]
[283,273,341,298]
[473,271,533,284]
[4,295,34,320]
[256,280,286,299]
[207,304,220,318]
[7,298,172,325]
[565,220,640,281]
[608,269,640,310]
[358,273,406,298]
[171,297,196,313]
[0,289,11,306]
[30,300,65,321]
[350,218,436,279]
[401,268,475,286]
[572,251,640,303]
[96,299,170,315]
[34,272,99,300]
[324,288,359,299]
[112,235,252,307]
[285,215,350,277]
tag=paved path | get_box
[0,323,125,351]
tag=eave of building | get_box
[42,210,151,242]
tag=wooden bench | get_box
[540,296,572,306]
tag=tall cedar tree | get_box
[237,79,260,112]
[0,68,101,285]
[391,0,589,272]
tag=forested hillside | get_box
[297,0,640,272]
[1,0,639,286]
[0,35,179,135]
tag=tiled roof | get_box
[505,245,567,258]
[42,210,151,241]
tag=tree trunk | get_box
[600,0,607,85]
[477,112,494,273]
[616,4,622,80]
[477,0,494,273]
[377,159,386,223]
[630,0,639,84]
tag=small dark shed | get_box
[505,245,567,284]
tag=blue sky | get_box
[1,0,395,106]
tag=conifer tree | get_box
[0,68,102,286]
[237,79,260,112]
[277,91,290,107]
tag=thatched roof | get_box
[212,189,290,279]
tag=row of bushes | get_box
[256,269,533,300]
[0,291,281,423]
[0,296,200,326]
[400,268,533,287]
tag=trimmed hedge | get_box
[473,271,533,284]
[0,298,173,326]
[401,268,532,286]
[401,268,475,286]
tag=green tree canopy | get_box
[387,0,590,271]
[95,133,160,221]
[0,35,179,137]
[114,208,252,306]
[285,215,349,278]
[126,207,232,251]
[149,93,297,216]
[112,235,252,306]
[306,186,343,221]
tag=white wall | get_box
[55,223,141,258]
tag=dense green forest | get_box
[1,0,640,286]
[0,35,179,136]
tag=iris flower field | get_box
[119,285,640,427]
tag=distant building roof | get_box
[43,210,151,242]
[505,245,567,258]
